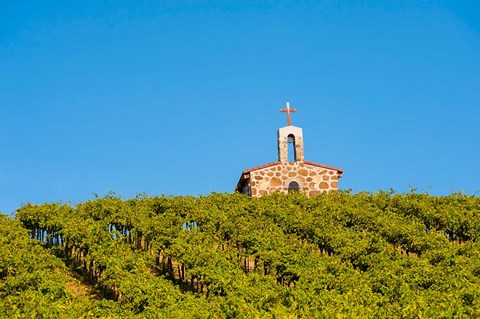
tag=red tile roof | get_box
[243,162,281,173]
[304,161,344,173]
[242,161,343,174]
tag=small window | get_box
[288,181,300,193]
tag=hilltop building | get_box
[235,103,343,197]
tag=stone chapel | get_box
[235,102,343,197]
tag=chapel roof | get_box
[242,161,344,174]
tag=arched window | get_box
[288,134,296,162]
[288,181,300,193]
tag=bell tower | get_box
[235,100,343,197]
[278,102,304,162]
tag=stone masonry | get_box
[245,161,341,197]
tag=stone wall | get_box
[249,162,340,197]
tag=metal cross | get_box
[280,102,297,126]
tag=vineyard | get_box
[1,191,480,318]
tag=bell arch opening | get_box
[287,134,296,162]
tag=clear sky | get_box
[1,1,479,214]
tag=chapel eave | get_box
[241,160,343,175]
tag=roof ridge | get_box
[242,161,343,174]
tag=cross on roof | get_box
[280,102,297,126]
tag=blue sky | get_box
[1,1,479,214]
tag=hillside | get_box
[1,191,480,318]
